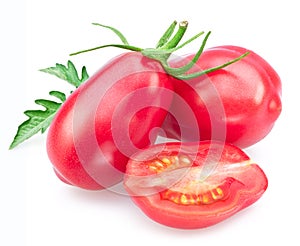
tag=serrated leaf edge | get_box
[9,91,66,149]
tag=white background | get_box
[1,0,299,245]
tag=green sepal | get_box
[176,51,250,80]
[92,23,129,45]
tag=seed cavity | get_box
[160,177,236,206]
[147,154,238,206]
[147,154,193,173]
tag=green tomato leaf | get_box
[39,60,89,88]
[10,61,89,149]
[9,91,66,149]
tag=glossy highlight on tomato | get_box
[124,141,268,229]
[162,45,282,148]
[47,52,174,190]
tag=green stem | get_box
[156,21,177,48]
[161,21,188,50]
[167,31,205,53]
[141,21,189,62]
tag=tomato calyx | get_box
[70,21,249,80]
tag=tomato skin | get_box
[162,46,282,148]
[47,52,173,190]
[124,141,268,229]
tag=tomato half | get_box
[47,52,173,190]
[124,141,268,229]
[162,45,282,148]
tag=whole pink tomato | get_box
[162,45,282,148]
[47,52,173,190]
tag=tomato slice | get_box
[124,141,268,229]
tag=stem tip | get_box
[179,21,188,27]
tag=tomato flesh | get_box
[124,141,268,229]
